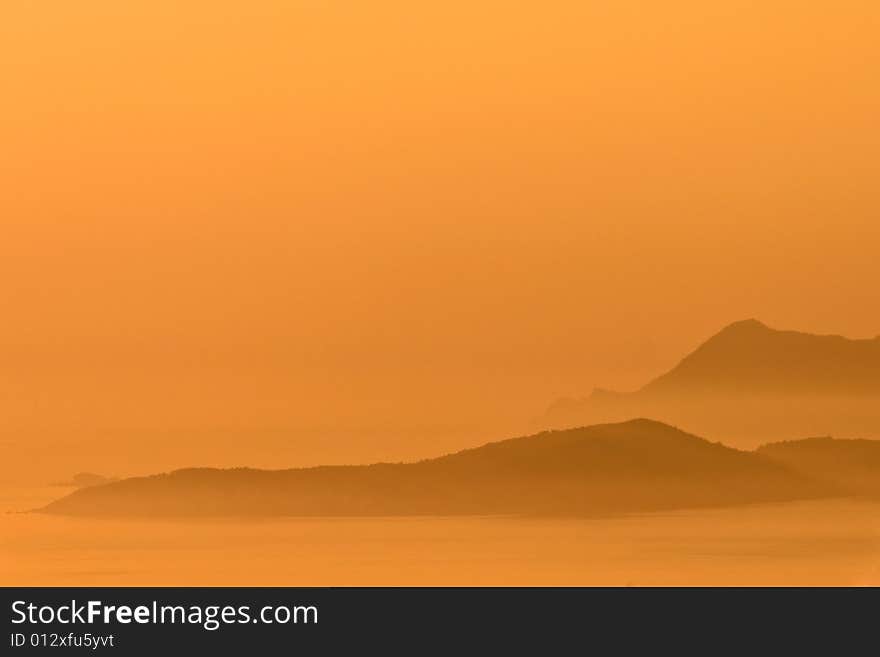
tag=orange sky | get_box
[2,1,879,482]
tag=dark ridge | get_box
[41,419,833,518]
[758,437,880,497]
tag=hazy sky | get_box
[2,1,879,478]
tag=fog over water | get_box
[3,487,879,586]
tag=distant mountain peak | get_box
[543,319,880,446]
[689,319,786,353]
[716,318,771,334]
[641,318,880,394]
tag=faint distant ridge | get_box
[40,419,833,518]
[544,320,880,446]
[51,472,117,488]
[641,319,880,396]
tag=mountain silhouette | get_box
[643,319,880,395]
[544,320,880,447]
[41,419,832,517]
[758,437,880,497]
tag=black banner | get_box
[2,587,875,654]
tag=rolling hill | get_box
[41,419,832,517]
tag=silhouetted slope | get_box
[41,420,830,517]
[544,321,880,446]
[758,437,880,496]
